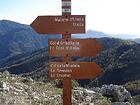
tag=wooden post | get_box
[62,1,72,104]
[62,0,72,105]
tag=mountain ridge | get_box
[0,20,61,60]
[0,37,139,87]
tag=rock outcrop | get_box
[0,71,135,105]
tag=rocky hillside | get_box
[0,71,136,105]
[0,71,62,105]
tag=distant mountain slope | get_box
[0,47,49,74]
[78,38,139,86]
[135,38,140,44]
[73,30,108,38]
[0,20,61,60]
[0,20,27,35]
[94,43,140,86]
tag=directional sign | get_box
[49,38,102,57]
[49,62,102,79]
[31,15,85,34]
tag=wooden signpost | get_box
[31,15,85,34]
[31,0,103,105]
[49,62,102,79]
[49,38,102,57]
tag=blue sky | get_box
[0,0,140,38]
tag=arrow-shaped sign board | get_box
[49,62,102,79]
[49,38,102,57]
[31,15,85,34]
